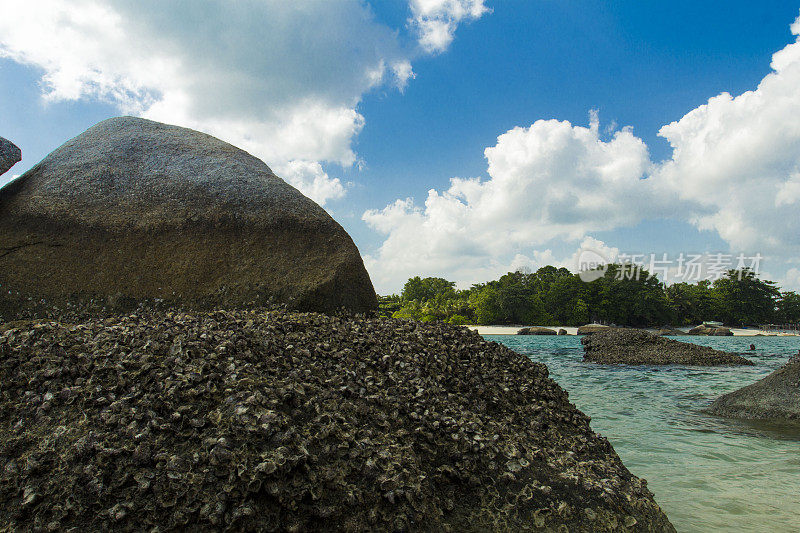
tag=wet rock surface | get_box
[0,136,21,176]
[517,327,557,335]
[582,329,753,366]
[0,117,376,317]
[706,354,800,422]
[0,309,674,531]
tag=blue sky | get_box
[2,1,800,293]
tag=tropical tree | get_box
[711,269,779,326]
[776,291,800,323]
[401,276,456,302]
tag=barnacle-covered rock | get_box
[0,309,674,531]
[706,354,800,422]
[582,328,753,366]
[0,136,21,176]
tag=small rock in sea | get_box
[581,328,753,366]
[557,328,568,335]
[0,308,676,531]
[0,136,21,176]
[657,327,685,336]
[687,325,733,336]
[706,353,800,422]
[517,326,557,335]
[576,324,615,335]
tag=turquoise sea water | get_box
[489,334,800,533]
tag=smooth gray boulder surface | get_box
[0,117,377,318]
[582,329,754,366]
[706,354,800,422]
[0,136,21,176]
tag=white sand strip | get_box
[466,325,797,336]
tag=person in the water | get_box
[749,344,756,351]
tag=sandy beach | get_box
[466,325,798,336]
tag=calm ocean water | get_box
[489,334,800,533]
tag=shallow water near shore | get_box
[490,334,800,533]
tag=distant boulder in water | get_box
[0,136,21,176]
[517,326,557,335]
[558,328,568,335]
[657,327,685,336]
[576,324,614,335]
[688,325,733,336]
[582,328,754,366]
[706,354,800,422]
[0,117,377,318]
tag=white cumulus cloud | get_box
[0,0,470,205]
[409,0,489,54]
[655,12,800,253]
[781,267,800,292]
[363,114,662,291]
[365,12,800,293]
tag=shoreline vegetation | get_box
[379,265,800,333]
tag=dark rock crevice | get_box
[0,241,63,259]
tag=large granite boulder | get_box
[0,117,377,318]
[657,327,685,336]
[517,326,557,335]
[0,310,675,531]
[706,354,800,422]
[558,328,568,335]
[0,136,21,176]
[582,329,754,366]
[688,325,733,336]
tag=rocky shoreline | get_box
[0,309,675,531]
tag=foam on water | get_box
[492,334,800,533]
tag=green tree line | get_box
[378,266,800,327]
